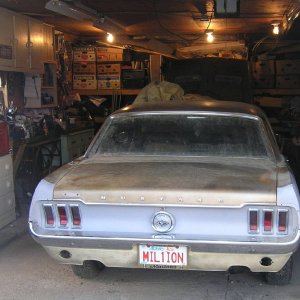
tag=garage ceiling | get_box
[0,0,299,58]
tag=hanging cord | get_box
[32,76,39,99]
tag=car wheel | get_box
[71,260,105,279]
[264,257,293,285]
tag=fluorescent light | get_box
[45,0,93,21]
[46,0,125,35]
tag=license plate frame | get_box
[139,245,187,269]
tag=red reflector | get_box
[264,211,273,232]
[44,205,54,225]
[71,206,81,226]
[57,206,68,226]
[278,211,287,232]
[249,210,258,231]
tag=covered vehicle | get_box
[29,100,300,284]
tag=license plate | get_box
[139,245,187,268]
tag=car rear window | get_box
[95,114,269,158]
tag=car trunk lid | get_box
[53,158,277,206]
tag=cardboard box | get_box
[97,75,120,89]
[96,47,123,62]
[276,75,300,89]
[96,52,123,62]
[73,62,96,74]
[276,60,300,75]
[252,60,275,78]
[97,63,121,74]
[96,47,123,54]
[73,47,96,62]
[73,75,97,89]
[254,96,287,108]
[253,76,275,88]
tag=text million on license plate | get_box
[139,245,187,268]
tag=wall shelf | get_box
[254,89,300,96]
[75,89,141,96]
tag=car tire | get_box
[71,260,105,279]
[264,257,293,285]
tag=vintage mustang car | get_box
[29,100,300,284]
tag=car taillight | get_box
[278,211,288,232]
[44,205,54,225]
[70,205,81,226]
[57,206,68,226]
[264,210,273,232]
[249,210,258,232]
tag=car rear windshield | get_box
[95,114,269,158]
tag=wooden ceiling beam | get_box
[95,35,176,58]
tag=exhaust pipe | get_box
[260,257,273,266]
[60,250,71,259]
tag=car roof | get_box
[114,100,265,119]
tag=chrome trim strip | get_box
[110,111,260,120]
[29,222,300,253]
[49,199,276,209]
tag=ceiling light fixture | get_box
[45,0,92,21]
[206,30,214,43]
[45,0,125,34]
[106,33,114,43]
[271,21,280,35]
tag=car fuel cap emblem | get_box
[152,211,175,233]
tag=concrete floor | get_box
[0,234,300,300]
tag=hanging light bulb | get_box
[206,30,214,43]
[106,32,114,43]
[272,22,280,35]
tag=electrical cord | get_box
[32,76,39,99]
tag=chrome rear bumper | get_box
[29,222,300,254]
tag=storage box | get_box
[97,63,121,74]
[252,60,275,78]
[96,52,123,62]
[73,62,96,74]
[276,75,300,89]
[122,69,146,88]
[253,76,275,88]
[73,75,97,90]
[276,60,300,75]
[73,47,96,62]
[0,122,9,157]
[97,75,120,89]
[254,96,287,108]
[96,47,123,62]
[96,47,123,54]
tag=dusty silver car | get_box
[29,101,300,284]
